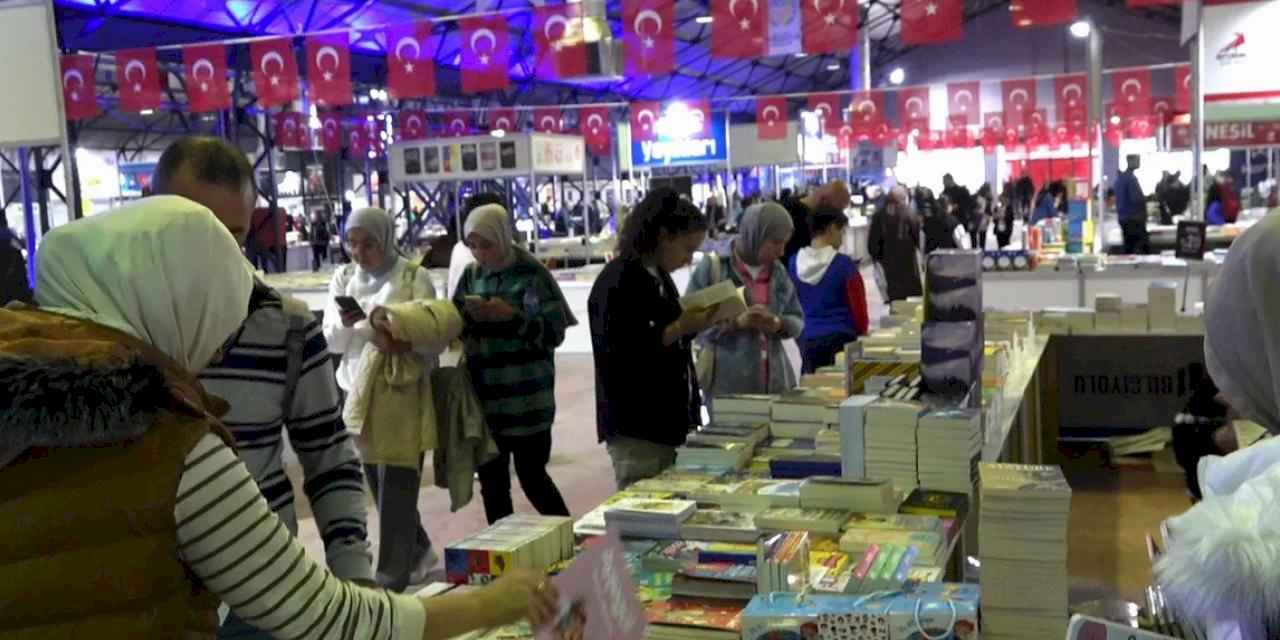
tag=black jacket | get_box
[588,257,701,446]
[0,243,30,306]
[782,197,813,264]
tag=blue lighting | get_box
[224,0,256,24]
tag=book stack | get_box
[806,539,857,594]
[604,497,698,539]
[679,509,760,543]
[686,422,770,449]
[838,527,944,569]
[645,597,743,640]
[756,531,810,594]
[1094,293,1124,333]
[574,489,677,537]
[675,441,754,473]
[916,408,982,496]
[899,488,971,521]
[444,515,574,585]
[671,561,758,601]
[864,399,925,494]
[767,455,841,480]
[629,471,720,496]
[712,394,774,426]
[798,476,897,513]
[843,512,944,537]
[838,395,879,479]
[1148,281,1178,332]
[980,463,1073,639]
[641,540,758,573]
[814,427,840,457]
[923,250,985,405]
[753,507,848,537]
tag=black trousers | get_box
[311,244,327,271]
[798,332,857,375]
[1121,218,1151,255]
[478,430,570,525]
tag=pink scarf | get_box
[733,250,772,390]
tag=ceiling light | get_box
[1110,115,1121,125]
[695,16,713,24]
[888,67,905,85]
[794,52,807,58]
[827,63,841,71]
[1070,20,1091,39]
[491,129,507,138]
[139,109,155,115]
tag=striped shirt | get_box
[177,433,425,639]
[200,283,372,581]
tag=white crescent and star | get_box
[1061,83,1083,107]
[636,108,656,130]
[495,115,512,130]
[124,59,148,92]
[586,113,605,131]
[904,96,925,118]
[470,28,498,65]
[260,51,286,86]
[63,68,85,101]
[315,46,341,83]
[1121,78,1143,102]
[987,115,1003,129]
[395,37,420,61]
[729,0,759,30]
[544,14,570,50]
[451,118,467,133]
[761,104,780,123]
[953,89,973,112]
[1008,88,1029,110]
[634,9,663,48]
[406,114,423,134]
[540,115,558,131]
[812,0,844,26]
[323,119,338,138]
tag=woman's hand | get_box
[340,309,365,328]
[371,327,412,354]
[469,297,517,323]
[679,304,721,335]
[735,306,781,333]
[482,569,560,628]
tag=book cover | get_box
[681,280,748,325]
[844,512,942,535]
[536,530,647,640]
[606,498,698,517]
[645,597,744,632]
[899,488,970,518]
[680,509,757,535]
[979,462,1072,496]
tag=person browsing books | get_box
[452,204,577,524]
[788,207,869,374]
[588,188,720,489]
[688,201,805,400]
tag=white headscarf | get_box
[463,204,515,268]
[345,207,400,276]
[736,202,794,266]
[35,195,253,372]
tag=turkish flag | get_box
[60,54,98,121]
[1010,0,1076,27]
[1126,115,1156,140]
[307,34,352,106]
[1112,67,1152,118]
[630,101,661,142]
[1151,97,1173,125]
[1174,65,1191,112]
[947,81,980,126]
[183,44,229,113]
[273,111,307,148]
[533,107,563,133]
[809,93,844,133]
[983,113,1006,148]
[580,107,611,154]
[251,38,300,107]
[922,129,946,151]
[488,108,517,133]
[365,120,386,156]
[1025,109,1049,146]
[802,0,858,54]
[848,92,882,132]
[688,100,713,137]
[116,48,161,113]
[386,21,436,100]
[534,5,588,79]
[756,96,788,140]
[444,111,473,137]
[898,87,930,132]
[711,0,767,58]
[348,125,368,156]
[624,0,675,76]
[460,15,510,94]
[319,112,343,156]
[1001,78,1037,129]
[901,0,963,45]
[1054,73,1088,124]
[399,109,429,141]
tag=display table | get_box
[984,260,1220,311]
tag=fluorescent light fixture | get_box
[794,52,807,58]
[1070,20,1091,39]
[888,67,905,85]
[695,15,713,24]
[139,109,154,115]
[827,63,841,71]
[490,129,507,138]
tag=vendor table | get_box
[984,260,1219,311]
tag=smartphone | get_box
[461,143,478,172]
[424,147,440,174]
[403,148,422,175]
[335,295,365,318]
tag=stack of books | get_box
[838,395,879,479]
[980,463,1073,640]
[640,540,758,573]
[797,476,897,513]
[741,584,980,640]
[645,597,743,640]
[771,390,840,430]
[671,562,758,601]
[767,454,841,479]
[756,531,810,594]
[899,488,970,521]
[604,497,698,539]
[712,394,774,426]
[675,441,754,473]
[916,408,982,496]
[574,489,677,537]
[814,428,840,457]
[864,399,924,494]
[444,515,574,585]
[678,509,760,543]
[838,526,945,569]
[753,507,848,537]
[686,422,770,449]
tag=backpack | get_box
[279,295,313,419]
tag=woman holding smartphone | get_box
[323,207,438,591]
[452,204,577,525]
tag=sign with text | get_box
[1168,121,1280,149]
[1203,0,1280,102]
[1057,335,1207,431]
[631,112,728,167]
[530,133,585,174]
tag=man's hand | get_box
[469,297,517,323]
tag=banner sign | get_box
[1057,335,1206,432]
[631,108,728,167]
[1168,121,1280,149]
[1202,0,1280,102]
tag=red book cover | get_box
[645,597,744,632]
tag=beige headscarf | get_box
[35,195,253,371]
[463,203,515,268]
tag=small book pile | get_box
[815,428,840,456]
[756,531,810,594]
[645,597,744,640]
[838,395,879,479]
[771,390,840,433]
[679,509,760,543]
[604,497,698,539]
[899,488,970,521]
[574,489,677,537]
[839,527,945,568]
[767,454,842,480]
[712,394,774,426]
[741,583,979,640]
[864,399,924,494]
[804,538,895,595]
[689,478,803,510]
[916,408,982,496]
[675,441,754,473]
[753,507,848,537]
[640,540,758,574]
[798,476,898,513]
[671,562,758,601]
[980,463,1073,640]
[686,422,770,449]
[444,515,574,585]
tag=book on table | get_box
[681,280,748,325]
[710,394,774,417]
[756,531,810,595]
[536,529,647,640]
[687,423,770,448]
[604,498,698,539]
[644,597,744,640]
[838,528,943,568]
[843,511,943,536]
[574,490,677,537]
[678,509,760,543]
[898,488,970,520]
[640,540,758,573]
[769,420,826,440]
[798,476,898,513]
[753,507,849,536]
[757,437,818,459]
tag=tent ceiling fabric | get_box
[53,0,1180,107]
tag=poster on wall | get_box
[1057,335,1207,432]
[1202,0,1280,102]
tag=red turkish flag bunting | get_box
[756,96,788,140]
[1174,65,1191,113]
[982,113,1005,149]
[1151,97,1173,125]
[319,112,343,156]
[273,111,307,148]
[688,100,713,137]
[307,34,352,106]
[534,5,588,79]
[803,0,858,54]
[488,108,517,133]
[251,38,300,107]
[946,81,980,126]
[579,107,611,154]
[60,54,98,121]
[386,21,436,100]
[443,111,473,137]
[808,93,844,133]
[1103,102,1125,146]
[534,108,563,133]
[116,48,161,113]
[901,0,963,45]
[460,15,510,94]
[630,101,661,142]
[183,44,229,113]
[347,124,367,156]
[1011,0,1076,27]
[1054,73,1088,124]
[898,87,930,132]
[711,0,767,58]
[1025,109,1049,145]
[624,0,675,76]
[1112,67,1152,118]
[947,116,972,148]
[1001,78,1037,128]
[399,110,429,141]
[366,120,387,156]
[848,92,882,132]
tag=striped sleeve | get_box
[175,434,425,640]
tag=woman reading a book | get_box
[688,201,805,400]
[588,188,718,489]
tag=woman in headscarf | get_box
[687,201,805,399]
[324,207,439,591]
[867,185,923,303]
[452,204,577,524]
[0,199,558,639]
